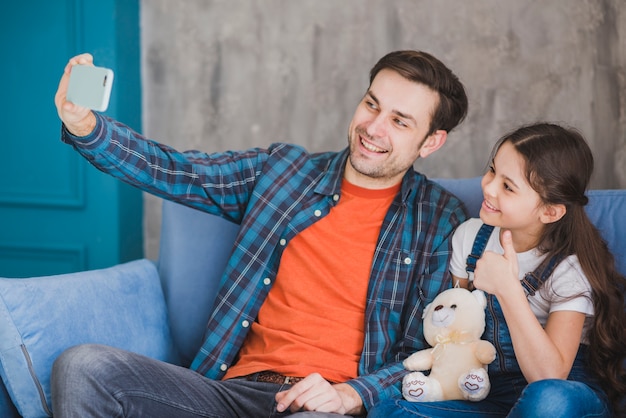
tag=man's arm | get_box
[54,54,272,222]
[55,53,98,137]
[348,200,467,410]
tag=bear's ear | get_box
[422,301,433,319]
[471,289,487,309]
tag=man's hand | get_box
[275,373,364,415]
[55,53,97,137]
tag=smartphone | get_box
[66,65,114,111]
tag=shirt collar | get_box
[314,148,425,203]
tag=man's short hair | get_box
[369,50,468,135]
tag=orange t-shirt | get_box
[224,179,400,382]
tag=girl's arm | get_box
[452,274,469,289]
[473,230,584,381]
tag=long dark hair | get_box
[491,122,626,412]
[369,50,468,135]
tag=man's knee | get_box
[52,344,120,387]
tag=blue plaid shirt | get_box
[62,113,467,409]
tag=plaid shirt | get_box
[62,113,467,409]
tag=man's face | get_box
[345,69,445,189]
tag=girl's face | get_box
[479,141,547,252]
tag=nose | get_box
[366,114,386,138]
[481,173,496,197]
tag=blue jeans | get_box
[51,344,356,417]
[367,295,611,418]
[368,378,611,418]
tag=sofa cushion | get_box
[0,259,177,418]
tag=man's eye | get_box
[394,119,407,127]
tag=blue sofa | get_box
[0,177,624,417]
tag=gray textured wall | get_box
[140,0,626,259]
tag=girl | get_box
[368,123,626,417]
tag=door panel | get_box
[0,0,143,277]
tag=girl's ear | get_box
[419,130,447,158]
[540,203,566,224]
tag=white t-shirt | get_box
[450,218,594,344]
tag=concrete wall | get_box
[140,0,626,259]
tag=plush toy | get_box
[402,287,496,402]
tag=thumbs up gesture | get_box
[473,229,520,296]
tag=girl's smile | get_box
[479,141,547,252]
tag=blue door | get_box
[0,0,143,277]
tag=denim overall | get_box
[465,224,602,401]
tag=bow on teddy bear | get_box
[402,287,496,402]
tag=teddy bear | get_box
[402,287,496,402]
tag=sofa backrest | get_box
[157,200,239,366]
[157,177,626,364]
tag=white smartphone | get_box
[66,65,114,111]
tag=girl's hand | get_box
[473,229,522,297]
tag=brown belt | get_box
[245,371,305,385]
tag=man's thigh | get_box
[52,344,284,417]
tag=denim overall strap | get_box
[520,254,564,296]
[465,223,495,279]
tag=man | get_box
[52,50,468,417]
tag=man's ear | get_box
[419,130,447,158]
[540,203,566,224]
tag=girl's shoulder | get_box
[453,218,494,252]
[550,254,591,291]
[455,218,488,238]
[453,218,503,255]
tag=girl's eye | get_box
[503,182,513,192]
[488,164,495,174]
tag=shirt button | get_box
[404,257,412,265]
[333,194,339,201]
[314,209,322,217]
[242,320,250,328]
[220,364,228,371]
[279,238,287,246]
[263,277,271,286]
